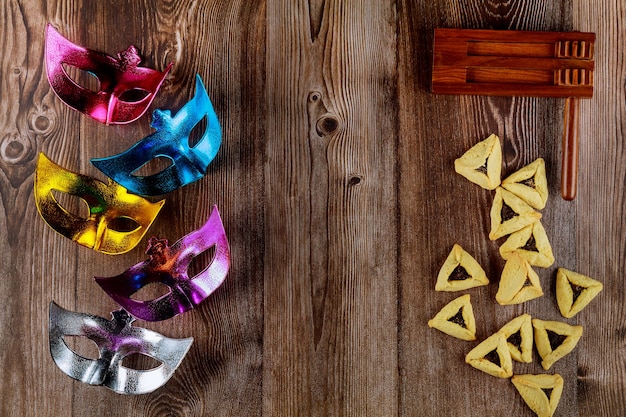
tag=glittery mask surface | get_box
[49,301,193,395]
[34,153,165,254]
[91,74,222,196]
[95,205,230,321]
[45,24,172,124]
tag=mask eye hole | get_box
[118,88,150,103]
[188,115,208,148]
[122,353,163,371]
[63,335,100,360]
[188,244,217,279]
[130,282,171,302]
[108,216,141,233]
[131,156,174,177]
[52,190,90,219]
[62,64,100,92]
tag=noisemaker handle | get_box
[561,97,579,200]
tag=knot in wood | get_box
[347,174,363,187]
[29,106,55,136]
[0,133,32,164]
[502,139,518,165]
[308,91,322,103]
[316,115,340,136]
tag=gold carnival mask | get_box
[34,153,165,254]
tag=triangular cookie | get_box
[502,158,549,210]
[428,294,476,341]
[454,133,502,190]
[496,253,543,305]
[512,374,564,417]
[498,314,533,363]
[435,244,489,291]
[556,268,603,318]
[532,319,583,370]
[489,187,542,240]
[465,331,513,378]
[499,221,555,268]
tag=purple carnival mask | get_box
[34,153,165,254]
[45,24,172,124]
[91,74,222,196]
[49,301,193,394]
[95,205,230,321]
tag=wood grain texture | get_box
[0,0,624,416]
[263,1,398,415]
[572,1,626,416]
[397,1,623,417]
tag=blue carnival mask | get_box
[91,74,221,196]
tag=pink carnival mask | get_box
[49,301,193,394]
[95,205,230,321]
[45,24,172,124]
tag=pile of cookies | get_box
[427,134,603,417]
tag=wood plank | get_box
[572,0,626,416]
[71,1,266,415]
[1,0,265,416]
[397,1,583,416]
[0,1,82,416]
[263,0,398,415]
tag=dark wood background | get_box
[0,0,624,416]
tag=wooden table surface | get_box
[1,1,624,416]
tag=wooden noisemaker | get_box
[431,28,595,200]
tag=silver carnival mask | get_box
[48,301,193,394]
